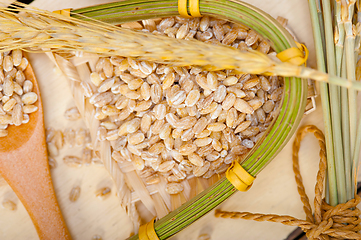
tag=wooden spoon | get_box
[0,61,71,240]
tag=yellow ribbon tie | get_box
[276,42,309,66]
[139,218,159,240]
[52,8,71,17]
[178,0,202,18]
[226,160,255,191]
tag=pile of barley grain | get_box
[0,50,38,137]
[83,16,283,195]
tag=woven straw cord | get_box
[215,125,361,240]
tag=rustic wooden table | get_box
[0,0,357,239]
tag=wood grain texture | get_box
[0,0,358,240]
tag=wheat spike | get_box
[0,4,360,90]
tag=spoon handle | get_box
[0,122,71,240]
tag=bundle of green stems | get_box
[308,0,361,206]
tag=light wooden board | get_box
[0,0,358,239]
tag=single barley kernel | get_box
[222,93,236,110]
[192,117,208,135]
[95,187,111,200]
[75,128,86,146]
[257,40,271,54]
[106,129,119,141]
[158,160,176,173]
[207,122,226,132]
[188,153,204,167]
[234,98,254,114]
[0,129,8,137]
[185,89,200,107]
[3,56,13,72]
[64,128,76,147]
[206,72,218,91]
[13,82,23,96]
[194,137,213,147]
[153,103,166,120]
[97,77,115,93]
[213,23,225,41]
[196,129,211,139]
[206,151,221,161]
[81,147,92,165]
[3,78,14,96]
[11,49,22,66]
[69,186,81,202]
[3,98,16,112]
[242,139,254,148]
[223,76,238,86]
[64,107,81,121]
[260,76,271,91]
[234,120,252,133]
[179,127,193,141]
[222,29,238,45]
[245,30,259,46]
[179,143,197,155]
[140,113,152,133]
[2,200,16,210]
[171,129,182,139]
[145,174,161,185]
[128,132,145,145]
[213,85,227,103]
[127,118,141,133]
[226,107,238,128]
[176,107,188,118]
[21,92,38,105]
[165,182,184,194]
[193,161,211,177]
[132,155,145,171]
[46,127,56,143]
[48,157,57,169]
[150,83,162,104]
[12,103,22,126]
[0,114,12,124]
[247,98,263,111]
[63,155,82,168]
[212,139,223,151]
[90,72,103,86]
[199,16,210,31]
[17,57,28,71]
[159,123,172,139]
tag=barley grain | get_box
[69,186,81,202]
[63,155,82,168]
[2,200,16,210]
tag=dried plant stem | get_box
[322,0,347,205]
[341,52,352,201]
[308,0,338,206]
[344,0,357,200]
[335,0,345,77]
[0,6,361,90]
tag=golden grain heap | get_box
[0,50,38,137]
[79,16,284,195]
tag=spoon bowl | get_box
[0,61,71,240]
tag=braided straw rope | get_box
[215,125,361,240]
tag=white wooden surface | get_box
[0,0,352,239]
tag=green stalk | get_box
[317,0,327,58]
[322,0,347,204]
[341,50,353,200]
[308,0,338,206]
[344,0,357,199]
[335,1,353,201]
[335,0,345,77]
